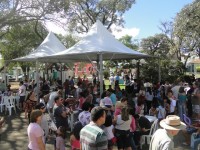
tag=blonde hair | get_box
[121,107,130,121]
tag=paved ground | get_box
[0,109,191,150]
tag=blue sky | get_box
[123,0,193,39]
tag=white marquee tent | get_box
[13,31,68,97]
[13,31,67,62]
[38,20,151,95]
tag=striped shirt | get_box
[80,122,108,150]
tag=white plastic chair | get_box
[4,96,16,115]
[140,119,159,149]
[0,95,5,112]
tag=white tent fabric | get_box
[13,31,67,62]
[38,20,150,62]
[37,20,151,95]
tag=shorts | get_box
[19,96,25,103]
[115,129,132,149]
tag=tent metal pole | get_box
[99,53,103,97]
[36,60,40,101]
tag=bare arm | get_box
[36,136,45,150]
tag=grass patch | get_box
[104,79,125,90]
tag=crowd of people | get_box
[1,73,200,150]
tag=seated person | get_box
[133,114,151,146]
[182,119,200,145]
[191,127,200,150]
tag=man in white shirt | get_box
[19,81,26,110]
[47,87,63,117]
[150,115,186,150]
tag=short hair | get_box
[179,86,185,93]
[90,106,105,122]
[30,110,42,123]
[120,97,128,102]
[104,115,112,127]
[54,96,60,103]
[81,102,91,111]
[73,122,83,140]
[20,81,24,85]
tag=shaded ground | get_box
[0,110,190,150]
[0,81,190,150]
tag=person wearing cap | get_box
[149,115,186,150]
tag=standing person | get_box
[109,74,115,89]
[80,106,108,150]
[187,83,194,117]
[167,90,176,115]
[19,81,26,110]
[70,122,83,150]
[27,110,46,150]
[103,115,115,150]
[35,103,49,142]
[53,96,69,129]
[55,126,66,150]
[149,115,186,150]
[145,87,153,113]
[114,107,132,150]
[24,91,38,123]
[178,86,187,121]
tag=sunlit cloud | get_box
[111,24,140,39]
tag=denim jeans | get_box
[178,102,186,121]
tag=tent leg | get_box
[99,53,103,97]
[36,60,40,101]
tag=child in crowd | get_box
[135,97,145,116]
[70,122,83,150]
[56,126,66,150]
[156,100,166,121]
[103,115,116,150]
[163,96,170,116]
[114,97,128,116]
[167,90,176,115]
[78,92,85,109]
[178,86,187,121]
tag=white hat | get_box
[160,115,186,130]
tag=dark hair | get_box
[58,126,66,139]
[20,81,24,85]
[72,122,83,140]
[81,102,91,111]
[91,106,105,122]
[104,115,112,127]
[129,108,135,116]
[179,86,185,93]
[120,97,128,102]
[54,96,60,103]
[134,114,140,119]
[30,110,42,123]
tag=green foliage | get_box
[0,21,47,72]
[64,0,135,33]
[196,66,200,72]
[140,34,184,83]
[104,35,139,70]
[103,70,110,79]
[173,0,200,57]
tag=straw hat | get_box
[160,115,186,130]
